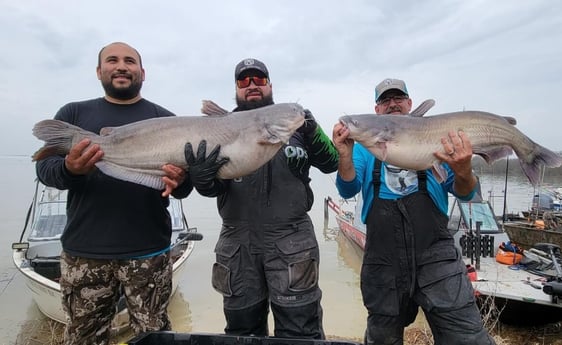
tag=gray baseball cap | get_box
[234,58,269,80]
[374,78,408,102]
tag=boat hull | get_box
[455,238,562,323]
[325,196,366,251]
[12,239,194,332]
[326,195,562,326]
[12,183,200,332]
[335,215,366,251]
[503,221,562,249]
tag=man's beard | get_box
[102,79,142,101]
[235,94,274,111]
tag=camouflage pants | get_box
[60,251,172,345]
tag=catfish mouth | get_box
[339,116,353,129]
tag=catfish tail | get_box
[31,119,90,161]
[518,144,562,186]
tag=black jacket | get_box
[35,98,192,259]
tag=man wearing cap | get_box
[191,58,339,339]
[332,79,495,344]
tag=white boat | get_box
[325,196,365,251]
[448,197,562,325]
[12,181,202,333]
[326,186,562,326]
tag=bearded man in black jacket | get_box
[187,58,339,339]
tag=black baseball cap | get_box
[234,58,269,80]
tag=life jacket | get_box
[495,241,524,265]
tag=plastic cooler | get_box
[125,332,362,345]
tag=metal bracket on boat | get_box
[178,231,204,242]
[11,242,29,250]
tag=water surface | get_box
[1,156,560,344]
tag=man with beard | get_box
[332,78,495,344]
[187,58,339,338]
[35,42,214,345]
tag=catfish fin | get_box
[517,145,562,186]
[370,142,388,161]
[257,126,283,144]
[502,116,517,125]
[410,99,435,117]
[95,161,165,190]
[431,162,448,183]
[201,100,229,116]
[473,146,513,164]
[32,119,91,160]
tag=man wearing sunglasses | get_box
[191,58,339,339]
[332,79,495,344]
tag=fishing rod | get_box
[501,158,509,223]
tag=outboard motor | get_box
[532,193,554,211]
[543,281,562,302]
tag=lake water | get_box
[1,156,560,344]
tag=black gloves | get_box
[184,140,229,194]
[296,109,318,136]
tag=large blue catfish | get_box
[32,103,305,190]
[340,111,562,186]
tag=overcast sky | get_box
[1,0,561,158]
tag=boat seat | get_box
[31,260,61,280]
[25,242,62,280]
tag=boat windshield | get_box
[168,198,185,231]
[27,184,186,240]
[452,200,502,233]
[29,187,67,241]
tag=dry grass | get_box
[401,295,562,345]
[14,319,127,345]
[495,322,562,345]
[15,319,64,345]
[16,298,562,345]
[401,294,508,345]
[403,327,433,344]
